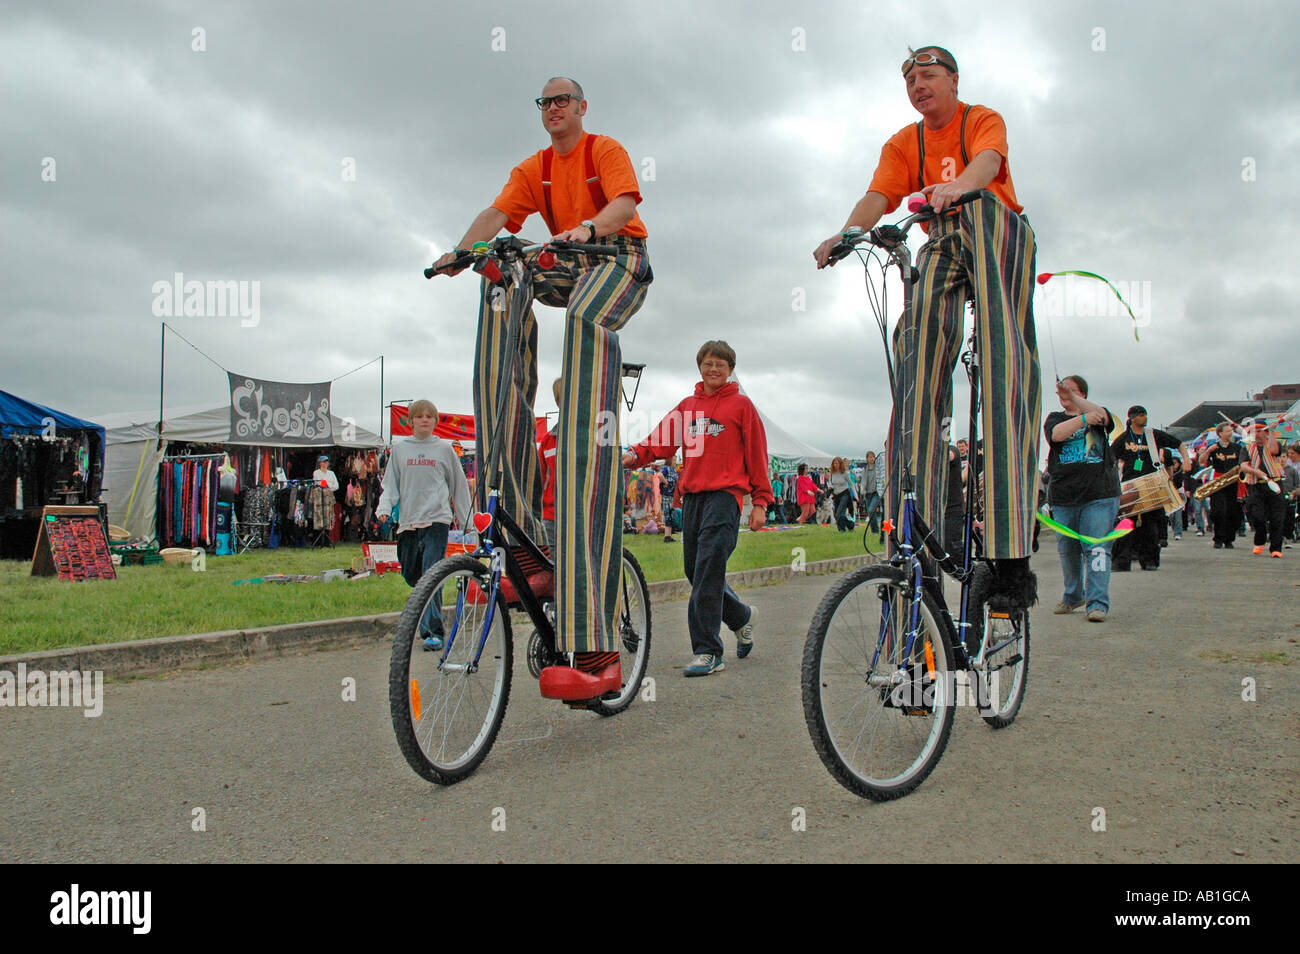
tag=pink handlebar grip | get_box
[906,192,927,213]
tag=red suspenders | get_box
[539,134,609,234]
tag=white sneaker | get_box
[684,654,725,676]
[734,606,757,659]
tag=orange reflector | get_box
[990,612,1011,619]
[924,640,936,680]
[410,680,422,722]
[882,519,894,534]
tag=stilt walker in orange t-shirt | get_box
[431,77,653,701]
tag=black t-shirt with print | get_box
[1111,426,1180,482]
[1045,409,1120,505]
[1205,442,1244,475]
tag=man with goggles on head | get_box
[431,77,653,701]
[813,45,1040,608]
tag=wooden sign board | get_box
[31,506,117,581]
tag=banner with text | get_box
[229,373,332,444]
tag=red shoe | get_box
[1252,545,1265,555]
[1272,551,1283,558]
[539,661,622,701]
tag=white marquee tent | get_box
[102,405,384,540]
[734,378,835,468]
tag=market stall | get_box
[102,405,384,549]
[0,390,107,559]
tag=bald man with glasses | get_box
[432,77,653,701]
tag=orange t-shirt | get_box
[491,133,648,238]
[867,102,1021,215]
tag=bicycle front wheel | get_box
[590,549,652,717]
[801,564,956,800]
[389,555,512,785]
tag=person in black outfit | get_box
[942,445,966,558]
[1110,405,1188,571]
[1197,423,1244,550]
[1241,419,1288,557]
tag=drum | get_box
[1119,472,1184,520]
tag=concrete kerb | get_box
[0,554,879,679]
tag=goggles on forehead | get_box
[902,52,956,75]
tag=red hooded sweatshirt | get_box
[627,381,773,511]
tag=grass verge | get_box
[1,524,874,654]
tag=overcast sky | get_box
[4,0,1297,457]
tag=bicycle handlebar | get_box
[424,236,622,279]
[826,189,986,266]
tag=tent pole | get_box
[379,354,384,442]
[159,322,165,436]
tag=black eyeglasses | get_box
[535,94,578,110]
[902,52,956,75]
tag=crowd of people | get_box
[1043,375,1299,625]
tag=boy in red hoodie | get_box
[623,341,772,676]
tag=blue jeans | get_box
[1052,496,1119,613]
[862,492,882,528]
[1191,496,1209,533]
[397,523,450,638]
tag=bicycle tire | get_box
[976,606,1029,729]
[388,555,512,785]
[801,564,956,800]
[590,549,653,717]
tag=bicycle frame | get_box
[435,244,558,672]
[848,207,1008,679]
[431,235,631,674]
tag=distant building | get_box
[1253,383,1300,403]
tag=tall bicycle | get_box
[388,236,652,785]
[802,191,1030,800]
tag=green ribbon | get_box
[1041,270,1142,341]
[1035,508,1133,545]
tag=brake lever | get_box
[870,225,905,249]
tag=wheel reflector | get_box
[410,680,421,722]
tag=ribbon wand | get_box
[1035,508,1134,545]
[1037,270,1144,343]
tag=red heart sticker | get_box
[472,512,492,535]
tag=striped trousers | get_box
[473,239,651,652]
[886,193,1041,560]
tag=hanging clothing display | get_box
[157,455,221,547]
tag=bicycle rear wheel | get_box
[590,549,652,716]
[389,555,512,784]
[976,607,1029,728]
[802,564,956,800]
